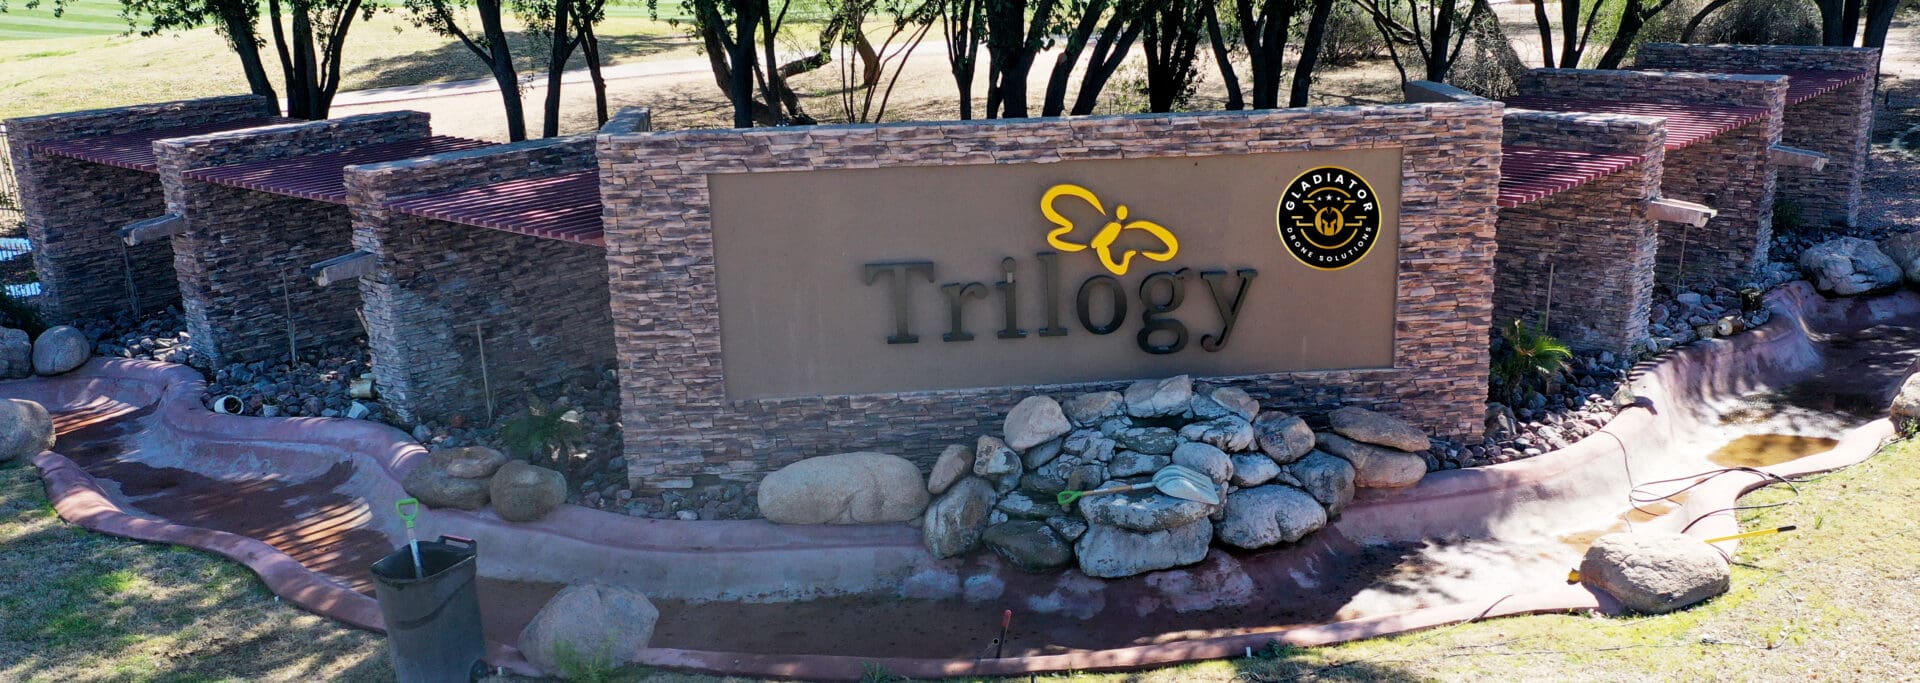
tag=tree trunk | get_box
[1842,0,1863,46]
[1070,8,1146,115]
[732,0,758,126]
[1041,0,1109,117]
[943,0,983,119]
[1557,0,1579,67]
[477,0,527,140]
[1863,0,1898,48]
[580,21,610,124]
[1203,0,1242,110]
[1288,0,1334,107]
[1593,0,1643,69]
[1530,0,1552,67]
[216,2,279,104]
[542,0,578,138]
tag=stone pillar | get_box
[1636,44,1880,228]
[1496,111,1666,354]
[1517,69,1788,286]
[344,135,618,425]
[153,111,430,367]
[3,95,277,322]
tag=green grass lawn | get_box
[5,434,1919,681]
[0,0,138,41]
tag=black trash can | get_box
[371,535,486,683]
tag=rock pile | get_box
[1642,286,1772,353]
[86,307,201,367]
[920,376,1433,578]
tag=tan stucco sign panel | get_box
[708,148,1403,400]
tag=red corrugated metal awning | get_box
[22,118,295,173]
[384,170,605,247]
[181,136,493,204]
[1498,145,1646,208]
[1501,97,1771,151]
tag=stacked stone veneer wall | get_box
[1637,44,1879,228]
[1496,111,1666,354]
[598,104,1502,494]
[4,95,278,322]
[1517,70,1787,286]
[345,126,634,424]
[154,112,431,366]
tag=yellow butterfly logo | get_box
[1040,183,1179,276]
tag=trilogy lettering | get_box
[863,256,1258,355]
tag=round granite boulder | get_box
[758,452,928,525]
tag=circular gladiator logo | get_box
[1276,166,1382,271]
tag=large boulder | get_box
[1228,453,1281,487]
[490,460,567,522]
[437,446,509,479]
[1107,450,1169,478]
[973,435,1019,477]
[1077,485,1213,532]
[1063,391,1125,426]
[1004,395,1072,451]
[1179,416,1255,452]
[1579,532,1730,614]
[519,584,659,677]
[1215,485,1327,550]
[982,520,1074,572]
[1328,406,1431,452]
[401,455,492,511]
[923,477,997,558]
[1075,519,1212,578]
[1286,451,1357,514]
[0,398,55,463]
[1124,375,1193,418]
[1190,386,1258,422]
[1880,231,1920,284]
[926,444,971,495]
[1894,373,1920,435]
[757,452,928,525]
[31,326,89,376]
[1799,237,1902,296]
[1252,412,1316,465]
[1317,433,1426,488]
[1171,442,1232,484]
[0,328,30,379]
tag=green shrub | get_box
[1491,318,1573,403]
[498,400,583,468]
[552,641,617,683]
[0,290,45,336]
[1697,0,1820,45]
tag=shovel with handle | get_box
[1056,465,1221,507]
[396,498,424,579]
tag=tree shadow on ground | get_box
[0,464,392,682]
[348,30,697,91]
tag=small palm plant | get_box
[498,400,584,473]
[1492,318,1573,404]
